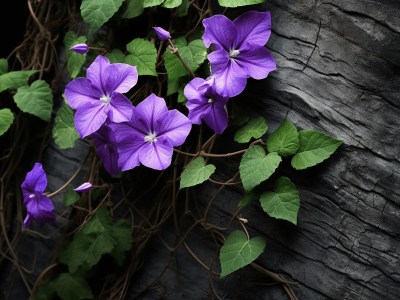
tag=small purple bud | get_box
[73,182,92,192]
[153,27,171,41]
[70,43,89,54]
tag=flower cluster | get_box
[63,10,275,175]
[184,11,276,134]
[65,56,192,174]
[20,11,276,228]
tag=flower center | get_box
[229,49,240,58]
[100,95,110,104]
[144,132,158,143]
[29,194,36,199]
[208,98,214,104]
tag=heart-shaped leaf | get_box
[239,145,281,192]
[52,101,79,149]
[219,230,266,278]
[259,176,300,224]
[0,108,14,136]
[234,116,268,144]
[267,118,299,156]
[125,38,157,76]
[180,157,216,189]
[13,80,53,121]
[80,0,124,35]
[218,0,264,7]
[0,70,38,93]
[291,130,342,170]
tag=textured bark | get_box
[129,1,400,299]
[209,1,400,298]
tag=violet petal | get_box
[108,93,134,123]
[233,11,272,48]
[236,44,277,79]
[202,15,236,50]
[74,102,109,138]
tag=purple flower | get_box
[184,77,229,134]
[64,55,138,138]
[111,94,192,171]
[70,43,89,54]
[73,182,93,192]
[153,27,171,41]
[21,163,55,228]
[202,11,276,97]
[92,124,121,175]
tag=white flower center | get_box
[229,49,240,58]
[208,98,214,104]
[100,95,110,104]
[29,194,36,199]
[144,132,158,143]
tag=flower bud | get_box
[73,182,92,192]
[153,27,171,41]
[70,43,89,54]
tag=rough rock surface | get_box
[130,1,400,299]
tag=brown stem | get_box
[167,39,196,78]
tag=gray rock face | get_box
[132,1,400,299]
[220,1,400,298]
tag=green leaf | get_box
[177,87,186,103]
[125,38,157,76]
[218,0,264,7]
[52,273,93,300]
[80,0,124,34]
[167,77,180,96]
[237,189,259,207]
[59,232,112,273]
[267,118,299,156]
[234,116,268,144]
[35,282,56,300]
[219,230,265,278]
[163,38,207,80]
[0,58,8,75]
[64,31,87,79]
[0,108,14,136]
[13,80,53,121]
[259,177,300,224]
[291,130,342,170]
[122,0,144,19]
[0,70,38,93]
[60,208,132,272]
[162,0,182,8]
[105,49,126,63]
[176,0,190,16]
[109,219,133,265]
[63,187,80,206]
[239,146,281,192]
[52,101,79,149]
[180,157,216,189]
[144,0,164,7]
